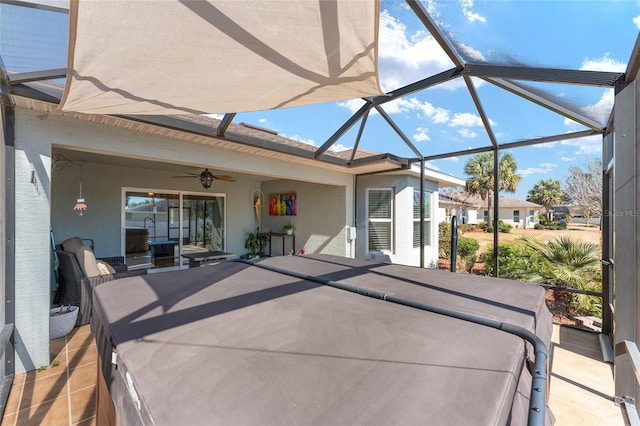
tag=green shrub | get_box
[498,220,512,233]
[458,224,470,233]
[438,221,451,258]
[534,223,545,230]
[457,237,480,272]
[477,221,487,230]
[439,221,451,237]
[486,226,494,233]
[483,243,547,280]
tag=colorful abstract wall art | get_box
[269,192,297,216]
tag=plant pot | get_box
[286,229,293,235]
[49,306,79,340]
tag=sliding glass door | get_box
[182,194,225,255]
[124,189,225,270]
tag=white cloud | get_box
[414,127,431,142]
[558,54,624,125]
[458,128,478,138]
[337,99,367,114]
[634,15,640,29]
[579,89,615,125]
[560,134,602,155]
[561,156,577,162]
[456,43,486,62]
[442,156,460,162]
[518,162,557,177]
[377,10,468,91]
[449,112,495,127]
[581,53,626,73]
[383,97,451,123]
[258,118,267,124]
[328,143,352,152]
[460,0,486,23]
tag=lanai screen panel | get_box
[59,0,384,115]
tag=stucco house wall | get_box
[356,174,439,268]
[259,180,350,257]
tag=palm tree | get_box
[527,179,563,220]
[520,235,602,316]
[464,152,521,226]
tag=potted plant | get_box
[282,223,295,235]
[244,228,269,258]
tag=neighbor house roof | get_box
[443,192,543,209]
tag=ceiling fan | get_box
[172,168,236,189]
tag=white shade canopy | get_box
[58,0,384,115]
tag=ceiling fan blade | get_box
[213,175,236,182]
[172,175,198,178]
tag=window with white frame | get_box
[413,189,432,248]
[513,210,520,223]
[367,188,393,252]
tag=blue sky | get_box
[230,0,639,199]
[2,0,639,199]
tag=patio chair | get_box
[53,237,147,326]
[54,238,129,273]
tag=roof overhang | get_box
[11,91,410,176]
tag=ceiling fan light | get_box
[199,168,214,189]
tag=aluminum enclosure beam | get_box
[372,68,462,104]
[465,64,624,87]
[484,77,606,131]
[625,31,640,84]
[8,69,67,84]
[216,113,235,137]
[463,75,498,149]
[315,102,372,158]
[422,129,599,162]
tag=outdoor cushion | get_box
[63,237,101,278]
[96,260,116,276]
[62,236,84,252]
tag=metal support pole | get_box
[492,149,499,277]
[420,160,425,268]
[450,216,458,273]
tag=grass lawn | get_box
[459,223,602,254]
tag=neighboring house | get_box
[552,204,590,221]
[439,193,543,229]
[438,191,481,225]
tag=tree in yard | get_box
[527,179,563,220]
[565,159,602,225]
[464,152,521,226]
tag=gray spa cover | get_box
[91,254,553,426]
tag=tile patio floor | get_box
[0,323,629,425]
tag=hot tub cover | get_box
[91,254,554,425]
